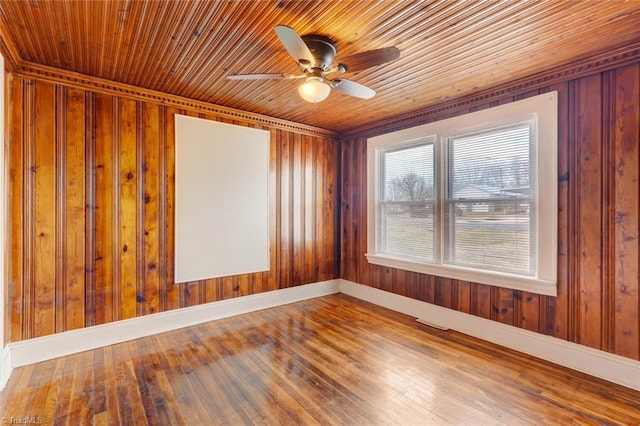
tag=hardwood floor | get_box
[1,294,639,425]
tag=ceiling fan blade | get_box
[226,73,302,80]
[274,25,315,67]
[331,79,376,99]
[338,46,400,73]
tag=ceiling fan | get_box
[227,25,400,103]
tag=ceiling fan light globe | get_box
[298,80,331,103]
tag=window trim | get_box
[366,92,558,296]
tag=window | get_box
[367,92,557,296]
[379,140,436,261]
[445,123,534,275]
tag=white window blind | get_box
[378,141,435,261]
[445,124,535,275]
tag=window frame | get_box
[377,137,437,262]
[443,121,536,275]
[366,92,558,296]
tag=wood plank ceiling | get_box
[0,0,639,133]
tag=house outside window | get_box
[367,92,558,296]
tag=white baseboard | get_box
[0,346,11,390]
[2,279,340,388]
[3,278,639,393]
[339,279,640,392]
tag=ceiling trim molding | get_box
[342,40,640,140]
[11,61,338,139]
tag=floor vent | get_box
[415,318,450,331]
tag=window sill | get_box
[366,253,557,297]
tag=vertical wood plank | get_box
[119,98,138,320]
[340,139,353,282]
[601,70,616,353]
[62,87,86,330]
[33,80,56,338]
[474,283,492,320]
[314,135,326,283]
[84,92,96,328]
[8,75,26,342]
[304,135,316,284]
[142,103,160,315]
[220,275,236,301]
[163,107,178,311]
[435,278,453,309]
[394,269,407,296]
[575,73,604,349]
[358,137,371,287]
[406,271,420,300]
[136,103,146,317]
[292,132,303,285]
[612,64,640,359]
[54,85,66,334]
[280,130,292,288]
[93,94,115,325]
[351,137,364,284]
[547,81,570,338]
[325,138,337,279]
[268,127,279,292]
[237,274,249,297]
[421,274,435,304]
[495,288,515,326]
[203,278,218,304]
[520,292,540,333]
[457,280,471,314]
[379,268,392,293]
[369,264,382,289]
[156,105,168,312]
[184,282,201,307]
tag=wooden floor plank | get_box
[1,294,639,425]
[101,345,120,424]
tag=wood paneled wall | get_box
[341,62,640,360]
[5,54,639,364]
[6,75,339,342]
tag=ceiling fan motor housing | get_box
[301,35,337,71]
